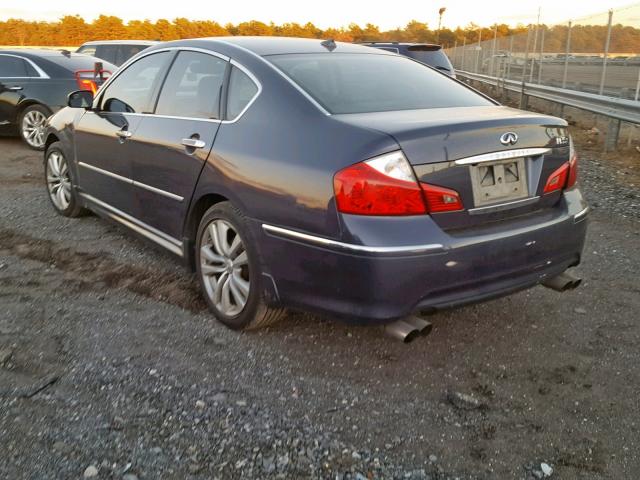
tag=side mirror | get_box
[68,90,94,109]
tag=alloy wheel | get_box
[46,151,72,211]
[22,110,48,148]
[200,219,251,316]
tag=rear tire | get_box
[195,202,285,330]
[44,142,86,218]
[20,104,50,150]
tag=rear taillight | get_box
[567,136,578,188]
[544,136,578,194]
[421,183,464,213]
[543,162,569,194]
[75,70,110,94]
[334,151,427,215]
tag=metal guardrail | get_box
[456,70,640,125]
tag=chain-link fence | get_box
[446,4,640,101]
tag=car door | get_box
[74,50,173,216]
[129,50,228,240]
[0,54,32,128]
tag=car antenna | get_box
[320,39,337,52]
[59,49,71,56]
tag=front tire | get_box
[196,202,285,330]
[45,142,86,217]
[20,104,50,150]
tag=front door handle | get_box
[181,138,206,149]
[7,86,23,91]
[116,130,132,139]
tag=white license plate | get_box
[470,158,528,207]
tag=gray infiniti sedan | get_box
[43,37,588,333]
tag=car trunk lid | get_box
[333,106,571,229]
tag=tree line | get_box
[1,15,639,53]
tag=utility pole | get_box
[599,9,614,95]
[529,6,541,82]
[436,7,446,44]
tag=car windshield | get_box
[406,49,453,72]
[267,53,489,114]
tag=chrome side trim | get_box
[573,206,590,223]
[132,180,184,202]
[79,192,183,257]
[454,148,551,166]
[262,224,444,255]
[0,53,50,79]
[215,39,332,116]
[468,196,541,215]
[78,162,184,202]
[79,161,129,184]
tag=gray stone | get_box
[83,466,99,478]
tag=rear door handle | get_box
[116,130,132,139]
[181,138,206,149]
[7,86,23,91]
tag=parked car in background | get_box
[77,40,157,66]
[44,37,587,333]
[360,42,456,76]
[0,49,114,149]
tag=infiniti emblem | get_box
[500,132,518,146]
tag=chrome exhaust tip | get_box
[405,315,433,336]
[541,271,582,292]
[384,316,433,343]
[384,319,421,343]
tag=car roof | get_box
[361,42,442,49]
[177,37,394,56]
[0,48,90,59]
[80,40,158,46]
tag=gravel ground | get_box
[0,135,638,480]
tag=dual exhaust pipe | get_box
[541,271,582,292]
[385,315,433,343]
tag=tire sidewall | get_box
[195,202,263,330]
[20,104,50,151]
[44,142,80,217]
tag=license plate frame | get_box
[470,158,529,207]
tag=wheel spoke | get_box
[229,276,247,307]
[231,271,250,299]
[220,276,233,312]
[216,221,230,255]
[56,184,66,207]
[232,251,248,267]
[213,271,228,304]
[228,235,242,258]
[200,245,224,264]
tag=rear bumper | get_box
[253,189,588,324]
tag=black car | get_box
[77,40,157,67]
[0,49,114,149]
[43,38,587,334]
[361,42,456,77]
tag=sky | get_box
[0,0,638,29]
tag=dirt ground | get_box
[0,133,638,479]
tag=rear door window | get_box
[96,45,119,65]
[0,56,28,77]
[100,51,171,113]
[226,66,259,120]
[155,51,228,119]
[77,45,97,57]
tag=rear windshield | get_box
[406,48,454,72]
[268,53,489,114]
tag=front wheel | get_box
[45,142,86,217]
[20,104,50,150]
[195,202,285,330]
